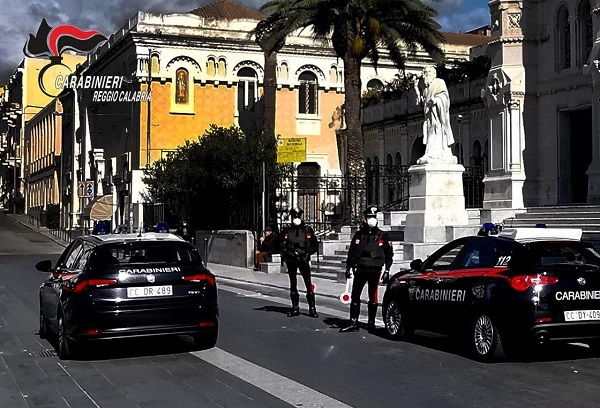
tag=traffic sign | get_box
[78,181,94,198]
[276,138,306,163]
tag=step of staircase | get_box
[503,205,600,247]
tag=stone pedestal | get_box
[404,163,469,242]
[403,164,469,260]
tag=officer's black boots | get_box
[340,301,361,332]
[307,292,318,318]
[367,302,378,333]
[287,291,300,317]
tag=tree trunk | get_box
[342,55,366,223]
[262,50,278,138]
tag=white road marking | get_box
[57,363,101,408]
[191,347,353,408]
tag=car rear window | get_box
[515,241,600,267]
[88,242,201,269]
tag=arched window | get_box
[237,67,258,112]
[366,157,374,205]
[394,152,401,166]
[556,5,571,70]
[385,153,394,203]
[472,140,483,166]
[329,66,338,83]
[279,62,289,80]
[207,58,216,77]
[577,0,592,65]
[367,78,384,90]
[299,71,318,114]
[373,156,380,205]
[484,138,489,173]
[218,58,227,76]
[175,68,189,104]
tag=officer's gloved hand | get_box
[345,268,353,279]
[381,270,390,285]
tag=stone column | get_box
[585,2,600,203]
[480,0,530,223]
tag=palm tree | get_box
[252,0,445,222]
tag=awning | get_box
[83,195,114,221]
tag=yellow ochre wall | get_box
[138,80,344,172]
[140,82,237,165]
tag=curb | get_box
[7,214,68,248]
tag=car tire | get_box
[471,313,505,361]
[193,329,218,350]
[39,305,48,340]
[383,299,414,341]
[57,313,77,360]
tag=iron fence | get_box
[463,165,484,208]
[276,165,411,234]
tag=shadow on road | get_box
[379,330,600,364]
[254,305,293,315]
[40,334,209,362]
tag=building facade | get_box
[56,0,478,232]
[363,0,600,225]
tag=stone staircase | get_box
[503,205,600,247]
[315,211,410,282]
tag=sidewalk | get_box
[5,211,386,304]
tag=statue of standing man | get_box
[415,66,456,165]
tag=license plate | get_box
[564,310,600,321]
[127,285,172,298]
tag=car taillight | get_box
[183,274,216,286]
[509,275,559,291]
[69,279,118,293]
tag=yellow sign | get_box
[276,138,306,163]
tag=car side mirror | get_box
[35,260,53,272]
[410,259,423,271]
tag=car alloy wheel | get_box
[472,313,505,361]
[384,299,413,340]
[39,306,48,339]
[57,315,74,360]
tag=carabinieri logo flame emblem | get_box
[23,19,107,97]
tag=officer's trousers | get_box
[286,260,313,294]
[350,267,382,305]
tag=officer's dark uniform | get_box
[340,206,393,332]
[281,208,319,318]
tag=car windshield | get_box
[88,242,201,268]
[517,241,600,268]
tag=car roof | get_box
[497,227,582,243]
[82,233,186,245]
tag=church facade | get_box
[364,0,600,224]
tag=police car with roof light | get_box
[382,224,600,361]
[36,232,218,359]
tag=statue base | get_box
[404,163,469,244]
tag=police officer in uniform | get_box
[281,208,319,318]
[340,206,393,333]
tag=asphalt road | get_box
[1,212,600,408]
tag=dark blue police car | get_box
[37,232,218,359]
[383,226,600,361]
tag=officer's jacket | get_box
[346,224,393,270]
[281,224,318,260]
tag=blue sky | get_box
[0,0,490,82]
